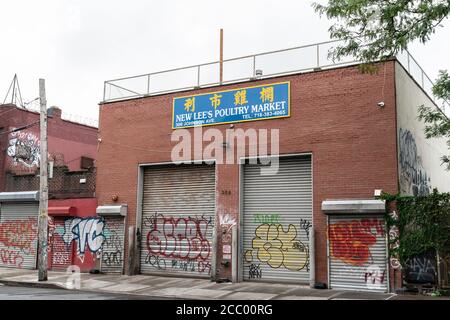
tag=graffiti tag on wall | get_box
[245,223,309,272]
[101,219,124,269]
[144,213,213,274]
[399,128,431,196]
[7,130,40,168]
[405,251,438,284]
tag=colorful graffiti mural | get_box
[7,130,40,168]
[60,217,105,263]
[48,216,124,271]
[143,213,213,274]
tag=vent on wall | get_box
[80,156,94,169]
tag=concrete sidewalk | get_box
[0,268,397,300]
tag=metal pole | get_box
[37,78,48,281]
[316,45,320,67]
[407,53,410,72]
[197,65,201,87]
[309,226,315,288]
[232,225,238,283]
[11,75,16,104]
[219,28,223,84]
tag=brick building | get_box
[0,105,105,272]
[100,44,448,292]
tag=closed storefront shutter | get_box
[328,215,388,292]
[243,156,312,283]
[50,217,73,269]
[140,164,215,277]
[101,216,125,274]
[0,203,39,269]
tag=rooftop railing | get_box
[103,39,449,117]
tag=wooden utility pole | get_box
[37,78,48,281]
[219,28,224,84]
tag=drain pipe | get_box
[232,225,238,283]
[309,226,315,288]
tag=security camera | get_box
[377,101,385,108]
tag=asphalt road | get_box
[0,283,169,300]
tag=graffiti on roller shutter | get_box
[244,222,310,274]
[329,219,384,266]
[102,220,124,268]
[145,213,212,274]
[0,218,38,268]
[329,218,387,289]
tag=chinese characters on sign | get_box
[173,82,290,129]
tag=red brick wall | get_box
[0,105,98,189]
[97,61,399,283]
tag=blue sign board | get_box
[172,81,290,129]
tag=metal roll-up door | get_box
[329,215,388,292]
[140,164,215,277]
[101,216,125,273]
[50,217,73,270]
[0,202,39,269]
[243,156,312,283]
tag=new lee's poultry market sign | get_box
[172,81,290,129]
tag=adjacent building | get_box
[0,105,104,272]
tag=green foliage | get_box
[418,71,450,169]
[381,189,450,266]
[313,1,450,169]
[313,0,450,63]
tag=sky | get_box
[1,0,449,122]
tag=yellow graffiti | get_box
[244,250,253,263]
[209,93,222,109]
[260,86,274,103]
[184,97,195,112]
[234,90,248,106]
[250,224,308,271]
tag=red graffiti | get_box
[329,219,385,266]
[0,249,24,268]
[146,215,211,262]
[0,218,38,251]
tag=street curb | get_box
[0,279,67,290]
[0,279,192,299]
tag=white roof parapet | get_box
[0,191,39,202]
[96,204,127,217]
[321,199,386,215]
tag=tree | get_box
[314,0,450,168]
